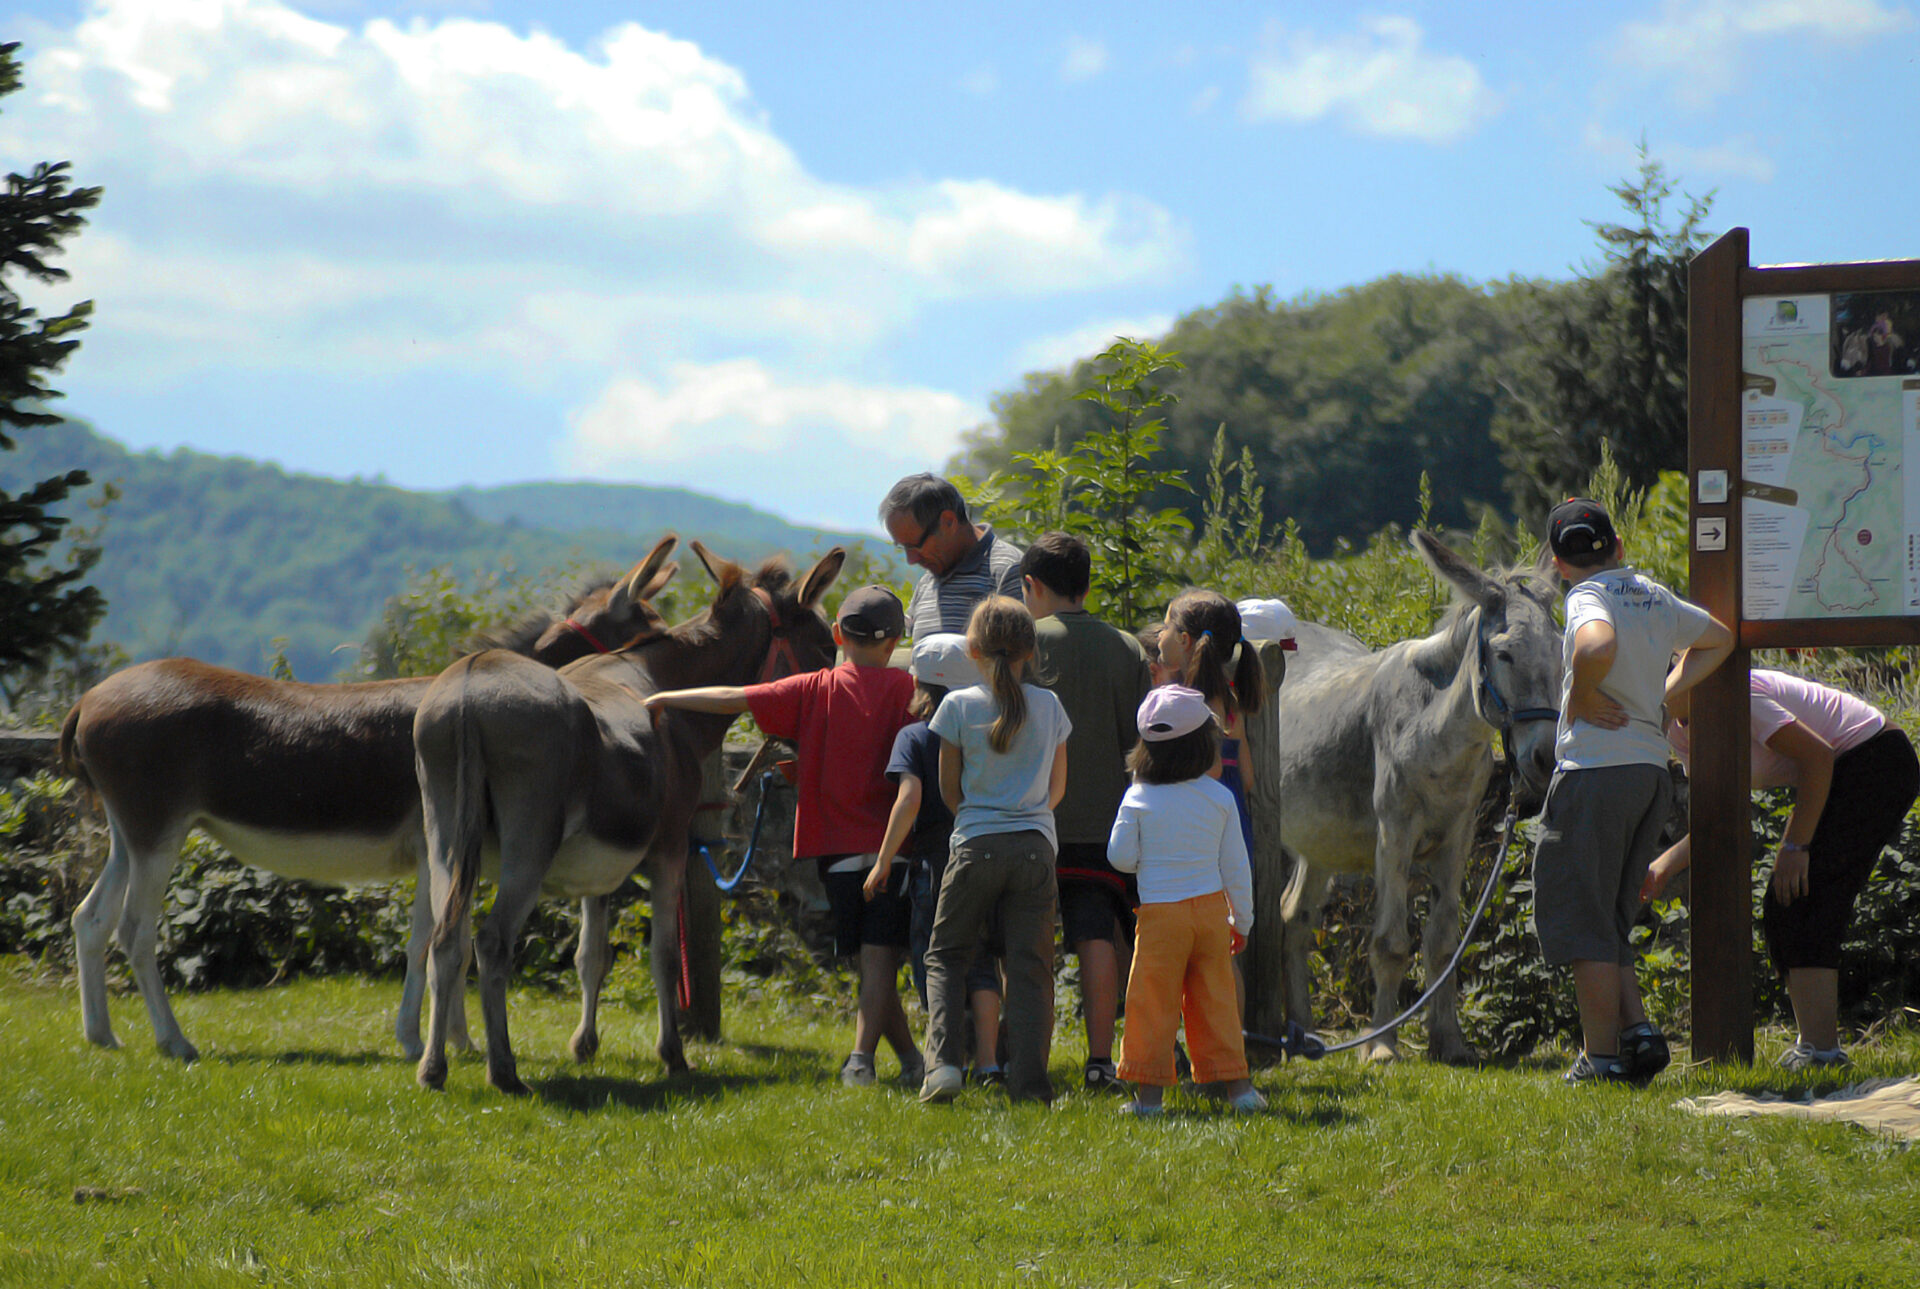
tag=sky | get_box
[1,0,1915,532]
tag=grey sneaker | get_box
[1779,1041,1850,1072]
[918,1062,965,1104]
[1563,1051,1629,1086]
[1084,1059,1123,1094]
[1228,1087,1268,1113]
[839,1053,877,1088]
[1618,1023,1671,1086]
[1117,1099,1164,1118]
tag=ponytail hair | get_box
[1165,589,1263,719]
[966,595,1036,753]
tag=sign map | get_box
[1740,294,1920,620]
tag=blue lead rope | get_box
[694,770,778,893]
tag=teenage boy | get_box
[646,585,921,1088]
[1533,498,1733,1085]
[1020,532,1153,1092]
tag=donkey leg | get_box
[113,832,197,1061]
[1421,835,1478,1066]
[1279,853,1334,1033]
[396,873,434,1060]
[569,895,611,1063]
[1362,838,1417,1064]
[72,822,135,1050]
[648,848,690,1074]
[417,908,466,1091]
[472,861,548,1096]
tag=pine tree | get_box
[0,41,106,701]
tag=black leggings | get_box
[1761,727,1919,972]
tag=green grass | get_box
[2,969,1916,1288]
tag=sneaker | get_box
[918,1062,965,1104]
[1563,1051,1630,1086]
[1173,1041,1192,1082]
[1084,1059,1123,1094]
[1117,1099,1164,1118]
[1618,1023,1671,1086]
[969,1065,1007,1090]
[1778,1041,1851,1072]
[897,1053,926,1091]
[839,1053,876,1088]
[1228,1087,1268,1113]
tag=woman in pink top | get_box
[1648,670,1918,1069]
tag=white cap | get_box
[909,633,981,688]
[1237,597,1299,642]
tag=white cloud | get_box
[1189,85,1221,116]
[3,0,1186,377]
[1061,36,1108,83]
[1583,124,1777,183]
[1616,0,1910,106]
[1016,315,1176,373]
[959,64,998,96]
[1241,16,1499,143]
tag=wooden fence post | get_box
[1241,639,1289,1037]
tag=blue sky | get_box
[2,0,1914,531]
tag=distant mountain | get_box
[0,421,878,680]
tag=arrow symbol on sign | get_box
[1701,520,1724,544]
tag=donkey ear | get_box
[797,547,847,611]
[690,540,746,598]
[1411,529,1504,611]
[637,561,678,601]
[1529,541,1556,578]
[609,535,679,613]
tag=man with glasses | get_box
[879,473,1025,642]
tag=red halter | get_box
[561,617,611,654]
[752,586,801,683]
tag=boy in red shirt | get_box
[646,585,921,1088]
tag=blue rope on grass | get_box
[694,770,778,893]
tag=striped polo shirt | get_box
[904,526,1026,641]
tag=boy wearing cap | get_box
[646,584,921,1088]
[1108,685,1262,1115]
[1535,498,1733,1085]
[1020,532,1152,1092]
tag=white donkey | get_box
[61,539,678,1061]
[1272,531,1562,1063]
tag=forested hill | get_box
[0,421,871,680]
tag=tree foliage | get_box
[0,42,105,702]
[1494,149,1713,517]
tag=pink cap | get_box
[1137,685,1215,742]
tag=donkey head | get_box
[529,535,678,663]
[1412,530,1563,795]
[688,540,844,683]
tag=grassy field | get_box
[2,967,1916,1288]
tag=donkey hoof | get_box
[158,1036,200,1063]
[659,1047,690,1075]
[1360,1041,1399,1065]
[568,1029,600,1064]
[486,1069,531,1097]
[84,1028,123,1052]
[417,1058,448,1091]
[1431,1041,1479,1067]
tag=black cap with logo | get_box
[1547,498,1618,561]
[836,585,906,640]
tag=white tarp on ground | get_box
[1677,1077,1920,1142]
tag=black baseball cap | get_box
[1547,498,1618,561]
[836,585,906,640]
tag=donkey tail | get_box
[1277,847,1313,924]
[428,662,487,952]
[58,702,94,797]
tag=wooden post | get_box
[1242,639,1289,1038]
[1687,228,1755,1063]
[680,746,728,1041]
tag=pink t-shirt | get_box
[1667,669,1885,788]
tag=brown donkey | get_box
[414,542,843,1093]
[62,537,680,1062]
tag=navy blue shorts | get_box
[819,858,911,957]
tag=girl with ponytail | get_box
[1158,589,1264,858]
[919,596,1074,1105]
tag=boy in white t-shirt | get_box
[1532,499,1733,1085]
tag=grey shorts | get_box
[1530,763,1673,967]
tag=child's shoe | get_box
[897,1053,926,1091]
[1083,1058,1123,1094]
[1618,1022,1671,1086]
[1117,1099,1164,1118]
[918,1063,965,1104]
[969,1064,1007,1091]
[1778,1041,1850,1072]
[1563,1051,1630,1085]
[839,1053,877,1088]
[1228,1087,1268,1113]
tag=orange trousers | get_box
[1117,890,1248,1086]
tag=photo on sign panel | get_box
[1831,290,1920,379]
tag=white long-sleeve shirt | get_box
[1107,776,1254,932]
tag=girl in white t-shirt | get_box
[1108,685,1263,1116]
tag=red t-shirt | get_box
[746,661,915,859]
